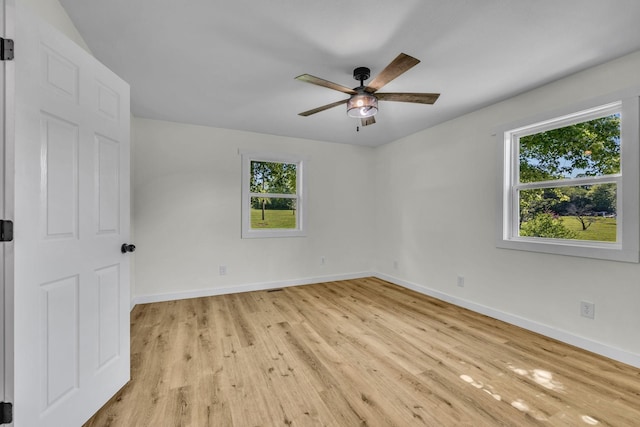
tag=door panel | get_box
[41,112,79,239]
[41,276,79,409]
[13,2,131,426]
[96,134,121,234]
[96,82,120,122]
[41,43,79,103]
[96,264,120,368]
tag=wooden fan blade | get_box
[364,53,420,93]
[298,99,348,117]
[295,74,356,95]
[361,116,376,126]
[376,92,440,104]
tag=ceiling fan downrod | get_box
[353,67,370,87]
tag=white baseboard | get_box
[129,270,640,369]
[130,271,373,308]
[374,272,640,369]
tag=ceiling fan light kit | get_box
[347,90,378,118]
[296,53,440,127]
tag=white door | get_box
[11,1,131,426]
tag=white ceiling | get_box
[58,0,640,147]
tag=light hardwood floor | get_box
[84,277,640,426]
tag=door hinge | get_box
[0,220,13,242]
[0,402,12,424]
[0,37,14,61]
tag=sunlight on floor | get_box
[581,415,600,425]
[459,365,602,425]
[507,364,565,392]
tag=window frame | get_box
[497,92,639,262]
[241,151,307,239]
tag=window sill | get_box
[241,229,306,239]
[497,237,638,263]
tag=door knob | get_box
[121,243,136,254]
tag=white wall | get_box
[132,118,375,301]
[19,0,91,53]
[374,50,640,366]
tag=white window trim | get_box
[241,151,307,239]
[497,90,639,262]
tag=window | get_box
[498,94,639,262]
[241,152,306,238]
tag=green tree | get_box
[519,114,620,181]
[520,187,570,224]
[251,161,272,220]
[518,114,620,232]
[250,161,297,217]
[589,183,616,214]
[566,192,596,231]
[520,212,578,239]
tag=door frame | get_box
[1,0,15,414]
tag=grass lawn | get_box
[561,216,616,242]
[251,208,296,229]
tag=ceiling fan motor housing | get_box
[353,67,370,83]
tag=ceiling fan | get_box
[295,53,440,128]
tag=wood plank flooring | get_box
[84,277,640,426]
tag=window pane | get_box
[519,114,620,183]
[250,197,297,229]
[250,161,297,194]
[519,184,617,242]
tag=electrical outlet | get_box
[580,301,595,319]
[457,276,465,287]
[320,256,325,265]
[393,260,398,269]
[219,265,227,276]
